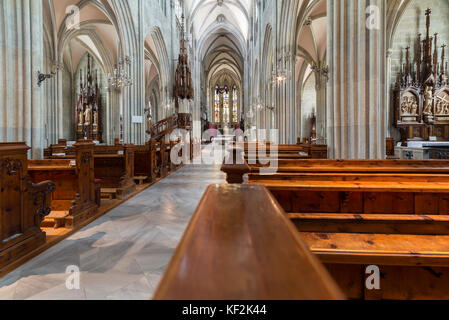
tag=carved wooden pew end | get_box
[0,143,55,271]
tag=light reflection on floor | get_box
[0,163,225,300]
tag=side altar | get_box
[75,53,103,142]
[394,9,449,143]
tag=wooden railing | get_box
[154,184,345,300]
[147,113,192,141]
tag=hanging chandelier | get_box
[271,50,291,85]
[271,0,290,86]
[108,56,133,90]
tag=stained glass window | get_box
[223,86,230,123]
[214,86,220,123]
[232,87,238,123]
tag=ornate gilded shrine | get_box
[394,9,449,142]
[76,53,103,142]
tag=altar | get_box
[395,141,449,159]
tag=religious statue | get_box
[411,101,418,115]
[423,86,434,114]
[84,105,92,126]
[93,109,98,126]
[78,108,84,126]
[444,102,449,115]
[436,100,443,114]
[401,97,410,115]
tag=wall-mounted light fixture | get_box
[37,62,64,87]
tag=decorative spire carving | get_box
[398,8,448,89]
[173,14,194,105]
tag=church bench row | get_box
[221,156,449,299]
[238,142,327,159]
[0,143,55,274]
[27,140,99,229]
[154,184,344,300]
[45,138,192,185]
[46,143,136,200]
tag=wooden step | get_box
[133,176,148,185]
[101,188,117,200]
[41,211,69,229]
[300,232,449,267]
[289,213,449,235]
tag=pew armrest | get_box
[27,180,56,220]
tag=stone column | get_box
[0,0,44,159]
[315,65,328,142]
[327,0,386,159]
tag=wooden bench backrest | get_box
[94,144,134,188]
[252,159,449,173]
[154,184,344,300]
[28,140,96,212]
[0,143,54,269]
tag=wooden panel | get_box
[291,191,340,213]
[364,192,414,214]
[415,193,440,215]
[324,264,364,300]
[154,184,344,300]
[325,263,449,300]
[270,190,293,212]
[340,192,363,213]
[365,265,449,300]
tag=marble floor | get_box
[0,163,226,300]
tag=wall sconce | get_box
[37,62,63,87]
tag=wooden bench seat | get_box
[250,159,449,173]
[221,155,449,299]
[154,184,344,300]
[301,232,449,267]
[251,179,449,192]
[290,213,449,235]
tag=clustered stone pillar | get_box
[0,0,44,159]
[327,0,387,159]
[314,66,327,142]
[275,49,297,144]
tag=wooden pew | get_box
[94,144,136,200]
[154,184,344,300]
[46,142,137,200]
[240,142,327,159]
[43,139,69,159]
[0,143,55,272]
[221,157,449,299]
[134,141,153,184]
[27,140,98,229]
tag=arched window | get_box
[232,86,238,123]
[214,86,220,123]
[223,86,230,123]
